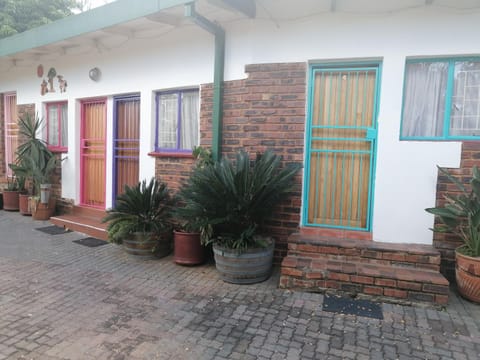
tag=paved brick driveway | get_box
[0,211,479,360]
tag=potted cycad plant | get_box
[103,178,174,258]
[178,149,301,284]
[173,147,213,265]
[426,166,480,303]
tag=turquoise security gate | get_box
[303,64,381,231]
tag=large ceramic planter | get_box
[2,190,20,211]
[19,194,32,216]
[123,231,172,258]
[213,239,275,284]
[32,198,56,220]
[174,231,205,265]
[456,250,480,303]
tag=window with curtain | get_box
[401,58,480,140]
[46,102,68,151]
[155,89,199,152]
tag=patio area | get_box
[0,210,479,360]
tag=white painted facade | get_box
[1,1,479,245]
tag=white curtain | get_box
[61,103,68,147]
[181,91,199,150]
[48,105,59,146]
[402,62,448,138]
[450,61,480,136]
[158,94,178,149]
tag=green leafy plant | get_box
[426,166,480,257]
[102,178,174,244]
[9,113,57,195]
[173,146,214,233]
[176,149,302,250]
[5,176,19,191]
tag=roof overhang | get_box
[0,0,195,58]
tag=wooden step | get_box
[50,206,108,241]
[280,233,450,305]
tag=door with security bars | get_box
[112,95,140,204]
[80,99,106,208]
[304,65,380,231]
[4,93,18,177]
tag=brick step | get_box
[288,233,441,271]
[280,256,449,304]
[50,206,108,241]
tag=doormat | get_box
[73,237,107,248]
[322,294,383,320]
[36,225,71,235]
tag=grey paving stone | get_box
[0,210,479,360]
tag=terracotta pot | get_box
[3,190,20,211]
[123,231,172,258]
[19,194,32,216]
[32,198,56,220]
[213,238,275,284]
[456,250,480,303]
[174,231,205,265]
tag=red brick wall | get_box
[156,62,307,262]
[433,141,480,280]
[0,95,4,181]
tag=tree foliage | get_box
[0,0,82,39]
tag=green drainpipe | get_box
[185,3,225,161]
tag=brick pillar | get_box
[199,62,307,262]
[0,94,5,182]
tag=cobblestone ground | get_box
[0,211,479,360]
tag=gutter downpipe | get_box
[185,2,225,161]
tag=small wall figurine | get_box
[41,79,48,96]
[47,67,57,92]
[57,75,67,93]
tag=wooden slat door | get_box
[304,65,380,230]
[113,95,140,203]
[4,93,18,176]
[81,99,106,208]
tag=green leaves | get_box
[10,113,57,195]
[426,165,480,257]
[177,149,302,250]
[0,0,81,39]
[103,178,173,244]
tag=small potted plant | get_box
[173,147,213,265]
[426,166,480,303]
[177,149,301,284]
[103,178,174,258]
[2,176,20,211]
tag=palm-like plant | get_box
[176,149,302,250]
[9,113,57,195]
[103,178,174,244]
[426,166,480,257]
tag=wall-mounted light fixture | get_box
[88,67,101,81]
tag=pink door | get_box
[80,99,106,208]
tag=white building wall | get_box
[1,5,478,243]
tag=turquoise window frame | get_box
[400,56,480,141]
[302,61,383,232]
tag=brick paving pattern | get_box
[0,211,479,359]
